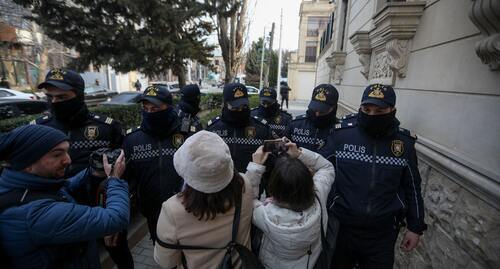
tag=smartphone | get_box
[263,139,286,153]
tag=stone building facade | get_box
[288,0,334,100]
[314,0,500,268]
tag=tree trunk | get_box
[173,63,187,88]
[37,47,49,85]
[215,0,248,84]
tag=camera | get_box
[263,139,287,155]
[89,148,122,172]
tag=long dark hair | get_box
[179,171,245,221]
[267,155,315,212]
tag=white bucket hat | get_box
[173,131,234,193]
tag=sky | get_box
[246,0,302,51]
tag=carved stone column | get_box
[326,51,347,85]
[350,31,372,79]
[369,1,426,83]
[469,0,500,71]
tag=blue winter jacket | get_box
[0,168,130,269]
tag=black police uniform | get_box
[175,107,203,134]
[206,83,272,173]
[250,87,292,138]
[33,69,124,178]
[176,84,203,134]
[122,85,188,242]
[286,84,339,152]
[32,113,123,177]
[321,84,426,269]
[206,115,271,172]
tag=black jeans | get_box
[331,221,399,269]
[104,230,134,269]
[280,94,289,109]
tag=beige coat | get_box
[154,174,253,269]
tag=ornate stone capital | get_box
[350,31,372,80]
[326,51,347,84]
[368,1,426,80]
[469,0,500,71]
[386,39,411,78]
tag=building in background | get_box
[287,0,334,100]
[315,1,500,268]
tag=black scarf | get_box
[141,107,178,137]
[357,110,399,138]
[221,107,251,127]
[258,102,280,118]
[178,101,200,116]
[50,95,88,127]
[306,108,337,129]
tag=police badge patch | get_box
[391,140,404,157]
[245,126,256,139]
[274,115,281,124]
[84,126,99,140]
[172,134,185,148]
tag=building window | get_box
[307,16,329,37]
[340,0,349,51]
[305,41,317,62]
[215,60,219,66]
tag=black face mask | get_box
[141,107,178,137]
[221,106,251,127]
[50,95,87,124]
[306,107,337,129]
[357,109,398,138]
[179,100,200,116]
[259,102,280,118]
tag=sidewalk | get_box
[115,233,160,269]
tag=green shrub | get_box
[91,105,142,130]
[0,115,39,133]
[0,105,142,133]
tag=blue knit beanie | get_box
[0,125,69,170]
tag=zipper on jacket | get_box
[366,142,377,215]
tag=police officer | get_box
[286,84,339,152]
[279,81,291,109]
[176,84,203,135]
[122,85,188,242]
[33,69,123,178]
[33,69,131,268]
[321,84,427,269]
[251,87,292,138]
[206,83,271,172]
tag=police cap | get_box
[37,69,85,92]
[361,84,396,108]
[223,83,249,108]
[308,84,339,113]
[139,85,173,106]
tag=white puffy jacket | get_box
[245,148,335,269]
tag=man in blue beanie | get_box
[33,69,133,268]
[0,125,130,269]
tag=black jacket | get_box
[175,106,203,135]
[32,111,123,177]
[122,122,188,219]
[320,118,427,234]
[250,106,293,138]
[206,116,272,172]
[285,114,336,152]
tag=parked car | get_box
[246,86,260,95]
[99,92,142,106]
[0,88,37,100]
[84,85,117,106]
[0,99,49,120]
